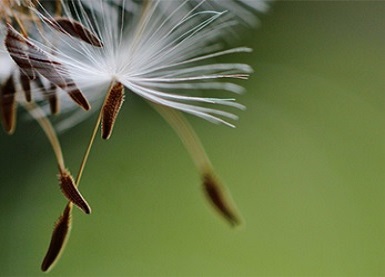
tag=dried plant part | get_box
[41,203,72,272]
[202,172,241,226]
[19,69,32,102]
[25,39,90,111]
[101,82,124,139]
[33,75,59,115]
[5,25,36,80]
[43,16,103,47]
[5,24,90,111]
[152,104,242,226]
[0,74,17,134]
[47,82,59,115]
[59,168,91,214]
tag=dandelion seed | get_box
[0,73,17,134]
[101,81,124,139]
[58,167,91,215]
[42,16,104,47]
[41,203,72,273]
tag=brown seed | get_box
[34,76,60,115]
[5,24,36,80]
[59,168,91,214]
[41,203,72,272]
[68,88,90,111]
[101,82,124,140]
[0,74,17,134]
[47,82,60,115]
[35,76,60,115]
[44,17,103,47]
[6,24,90,111]
[202,172,241,226]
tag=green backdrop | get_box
[1,1,384,276]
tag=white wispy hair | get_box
[29,0,258,130]
[107,0,269,27]
[174,0,270,27]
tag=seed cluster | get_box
[0,0,264,272]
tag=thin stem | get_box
[23,101,65,170]
[74,81,116,186]
[150,103,212,174]
[151,103,242,226]
[55,0,63,16]
[74,103,102,185]
[11,12,28,37]
[41,80,117,271]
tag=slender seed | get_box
[59,168,91,214]
[48,82,59,115]
[101,82,124,139]
[41,203,72,272]
[151,104,242,226]
[43,17,104,47]
[202,172,241,226]
[6,24,90,110]
[0,74,17,134]
[5,24,36,80]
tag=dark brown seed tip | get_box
[202,172,241,227]
[41,204,72,272]
[68,89,90,111]
[47,83,60,115]
[101,82,124,140]
[44,17,104,47]
[59,169,91,214]
[0,74,17,134]
[5,24,36,80]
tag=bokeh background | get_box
[1,1,384,276]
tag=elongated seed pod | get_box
[47,82,59,115]
[5,26,36,80]
[0,74,17,134]
[202,172,241,226]
[43,17,104,47]
[41,203,72,272]
[5,24,90,111]
[59,169,91,214]
[101,82,124,140]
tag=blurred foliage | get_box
[1,1,384,276]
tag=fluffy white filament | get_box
[25,0,267,130]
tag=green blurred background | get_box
[1,1,384,276]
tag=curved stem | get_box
[151,103,212,174]
[23,101,65,170]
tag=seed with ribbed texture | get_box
[44,17,104,47]
[101,82,124,140]
[59,169,91,214]
[41,203,72,272]
[5,24,90,111]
